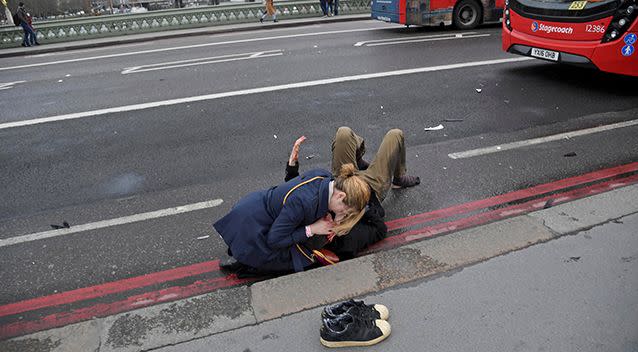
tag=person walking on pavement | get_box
[259,0,278,23]
[26,11,37,46]
[16,2,38,47]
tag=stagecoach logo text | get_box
[531,21,574,34]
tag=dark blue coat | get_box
[213,169,333,272]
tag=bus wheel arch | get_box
[453,0,483,30]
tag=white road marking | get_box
[0,57,534,131]
[0,27,389,72]
[121,50,283,74]
[0,80,26,90]
[448,119,638,159]
[354,32,479,46]
[0,199,224,248]
[364,34,491,47]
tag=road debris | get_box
[563,152,577,157]
[444,118,464,122]
[424,124,444,131]
[305,154,315,160]
[197,235,210,240]
[50,221,70,230]
[564,256,581,263]
[475,88,482,93]
[274,134,278,139]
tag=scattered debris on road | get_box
[424,124,444,131]
[475,88,482,93]
[50,221,70,230]
[563,152,577,157]
[444,118,464,122]
[305,154,315,160]
[564,256,581,263]
[196,235,210,240]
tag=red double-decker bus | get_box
[372,0,504,29]
[502,0,638,76]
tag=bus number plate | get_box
[531,48,559,61]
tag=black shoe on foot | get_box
[356,158,370,170]
[220,257,244,272]
[320,314,391,348]
[392,175,420,189]
[322,299,389,320]
[273,19,278,22]
[259,17,264,23]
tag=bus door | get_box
[407,0,426,25]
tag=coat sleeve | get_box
[266,196,309,249]
[284,161,300,182]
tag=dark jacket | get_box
[214,169,333,272]
[17,7,28,24]
[285,162,387,259]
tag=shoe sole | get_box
[319,320,391,348]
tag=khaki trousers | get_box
[331,127,407,201]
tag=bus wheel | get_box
[453,0,482,30]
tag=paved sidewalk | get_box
[2,182,636,352]
[159,202,638,352]
[0,14,370,59]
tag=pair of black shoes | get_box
[320,299,391,348]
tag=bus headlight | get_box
[602,0,638,42]
[504,0,512,30]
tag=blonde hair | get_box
[332,163,371,236]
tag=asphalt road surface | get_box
[1,19,637,312]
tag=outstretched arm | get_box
[285,136,306,182]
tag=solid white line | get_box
[0,199,224,248]
[354,32,477,46]
[448,119,638,159]
[365,34,491,47]
[121,50,283,74]
[0,27,389,72]
[0,57,534,130]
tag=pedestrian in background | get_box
[26,11,37,46]
[16,2,38,47]
[332,0,339,15]
[326,0,334,16]
[259,0,278,23]
[319,0,329,17]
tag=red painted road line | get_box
[0,274,254,340]
[0,260,220,319]
[385,162,638,231]
[1,162,637,320]
[1,173,637,340]
[366,173,638,253]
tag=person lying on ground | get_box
[215,163,370,277]
[284,127,420,259]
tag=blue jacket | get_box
[213,169,333,272]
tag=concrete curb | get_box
[0,15,371,59]
[2,184,637,352]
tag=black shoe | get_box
[273,19,278,22]
[34,42,40,46]
[320,314,391,347]
[21,43,30,47]
[392,175,420,189]
[220,257,244,272]
[259,17,264,23]
[356,158,370,170]
[322,299,389,320]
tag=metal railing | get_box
[1,0,371,48]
